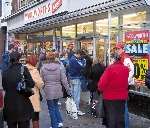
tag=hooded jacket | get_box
[41,62,69,100]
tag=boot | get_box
[32,121,39,128]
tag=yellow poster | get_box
[133,58,149,80]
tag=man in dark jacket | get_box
[145,68,150,89]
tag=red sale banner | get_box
[125,30,150,43]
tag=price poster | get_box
[133,58,149,80]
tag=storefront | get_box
[3,0,150,117]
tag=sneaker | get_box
[77,110,85,116]
[58,123,63,127]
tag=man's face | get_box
[115,48,124,56]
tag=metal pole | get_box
[108,11,111,65]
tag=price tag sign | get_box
[133,58,149,80]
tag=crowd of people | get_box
[0,42,149,128]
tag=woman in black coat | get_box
[2,51,34,128]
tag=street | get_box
[39,96,150,128]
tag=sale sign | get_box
[125,30,150,81]
[133,58,149,80]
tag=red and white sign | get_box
[125,30,150,43]
[24,0,62,23]
[52,0,62,13]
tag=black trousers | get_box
[7,120,30,128]
[104,100,125,128]
[32,112,39,121]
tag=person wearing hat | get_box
[115,42,135,128]
[98,53,129,128]
[2,51,35,128]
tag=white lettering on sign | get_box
[125,43,149,54]
[52,0,62,13]
[24,0,62,23]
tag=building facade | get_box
[2,0,150,103]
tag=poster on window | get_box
[125,30,150,81]
[133,58,149,80]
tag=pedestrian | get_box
[2,51,34,128]
[88,58,105,118]
[40,51,71,128]
[98,53,129,128]
[37,49,46,72]
[0,68,4,128]
[145,67,150,89]
[26,55,44,128]
[68,49,86,116]
[115,42,135,128]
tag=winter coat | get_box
[27,64,43,112]
[2,63,34,122]
[145,68,150,89]
[68,55,85,78]
[88,63,105,92]
[41,62,70,100]
[98,61,129,100]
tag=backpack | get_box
[145,69,150,89]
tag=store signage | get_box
[133,58,148,80]
[144,0,150,6]
[125,43,149,55]
[125,30,149,43]
[52,0,62,13]
[24,0,62,23]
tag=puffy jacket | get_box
[41,62,70,100]
[98,61,129,100]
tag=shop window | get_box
[62,25,75,39]
[96,17,118,64]
[77,22,93,35]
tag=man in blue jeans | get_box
[68,49,86,116]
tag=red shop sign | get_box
[125,30,150,43]
[52,0,62,13]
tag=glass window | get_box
[77,22,93,35]
[62,25,76,39]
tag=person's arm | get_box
[98,67,110,92]
[0,70,4,110]
[24,66,35,88]
[124,58,135,85]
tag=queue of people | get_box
[0,42,148,128]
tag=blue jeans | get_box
[70,79,81,110]
[47,99,63,128]
[125,101,129,128]
[0,110,4,128]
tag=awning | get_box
[9,0,148,33]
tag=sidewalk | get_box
[39,97,150,128]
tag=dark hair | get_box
[110,53,120,61]
[10,51,21,63]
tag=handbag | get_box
[16,65,34,98]
[65,97,78,119]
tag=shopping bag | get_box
[65,97,78,119]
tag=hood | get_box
[43,63,59,71]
